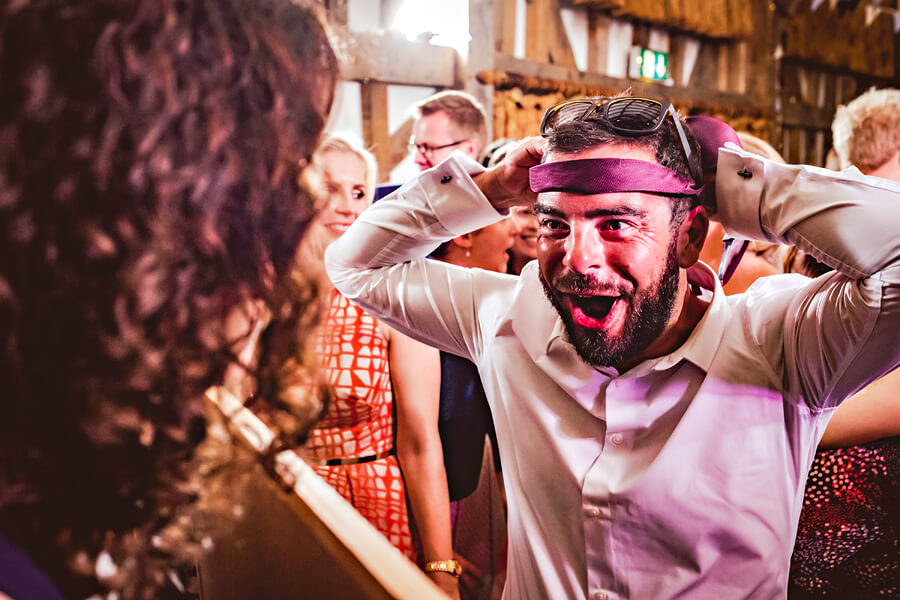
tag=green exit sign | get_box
[631,48,669,82]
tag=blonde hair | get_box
[416,90,488,150]
[315,131,378,202]
[832,88,900,171]
[736,132,785,164]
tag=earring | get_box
[465,248,471,258]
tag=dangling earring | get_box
[465,248,471,258]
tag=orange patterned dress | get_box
[302,290,415,559]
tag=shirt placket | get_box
[582,377,638,600]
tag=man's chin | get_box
[541,278,621,368]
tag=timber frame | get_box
[322,0,900,177]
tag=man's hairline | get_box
[415,108,485,144]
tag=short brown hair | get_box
[832,88,900,172]
[416,90,488,149]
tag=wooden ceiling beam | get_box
[483,53,772,115]
[334,28,459,88]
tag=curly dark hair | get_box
[0,0,336,596]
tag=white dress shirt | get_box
[325,148,900,599]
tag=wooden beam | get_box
[497,0,518,55]
[687,37,724,91]
[526,0,551,63]
[548,0,578,69]
[730,41,748,95]
[360,82,392,180]
[385,119,415,178]
[489,53,771,115]
[587,12,612,74]
[468,0,498,141]
[781,99,834,130]
[716,43,730,92]
[745,0,776,111]
[335,28,458,88]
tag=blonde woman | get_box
[298,134,459,596]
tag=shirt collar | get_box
[655,261,729,373]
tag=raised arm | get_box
[716,147,900,409]
[324,140,544,360]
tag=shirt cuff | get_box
[715,145,768,241]
[419,151,506,236]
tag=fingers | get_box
[508,136,547,168]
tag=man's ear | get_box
[450,233,474,250]
[464,139,481,162]
[676,205,709,268]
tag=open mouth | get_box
[569,295,618,328]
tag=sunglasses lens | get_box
[606,98,665,132]
[543,101,595,135]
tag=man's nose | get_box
[563,225,604,274]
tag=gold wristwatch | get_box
[424,559,463,578]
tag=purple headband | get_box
[529,158,702,197]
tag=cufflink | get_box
[737,168,752,179]
[440,174,452,183]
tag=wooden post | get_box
[497,0,518,55]
[588,12,612,75]
[548,0,578,69]
[526,0,551,63]
[468,0,498,142]
[716,42,730,92]
[360,82,391,181]
[729,41,748,95]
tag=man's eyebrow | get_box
[534,203,649,219]
[534,204,566,218]
[584,205,648,219]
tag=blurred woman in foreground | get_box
[0,0,337,597]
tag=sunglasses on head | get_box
[540,96,703,188]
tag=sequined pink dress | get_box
[303,290,415,559]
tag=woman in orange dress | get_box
[296,134,453,591]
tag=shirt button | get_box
[584,506,601,518]
[592,591,608,600]
[610,433,624,445]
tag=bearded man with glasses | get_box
[326,96,900,600]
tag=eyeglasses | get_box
[540,96,703,187]
[408,139,468,157]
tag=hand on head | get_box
[473,137,547,211]
[685,115,742,218]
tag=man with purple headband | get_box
[326,97,900,599]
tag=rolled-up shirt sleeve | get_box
[717,145,900,410]
[325,152,515,361]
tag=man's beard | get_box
[541,242,681,370]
